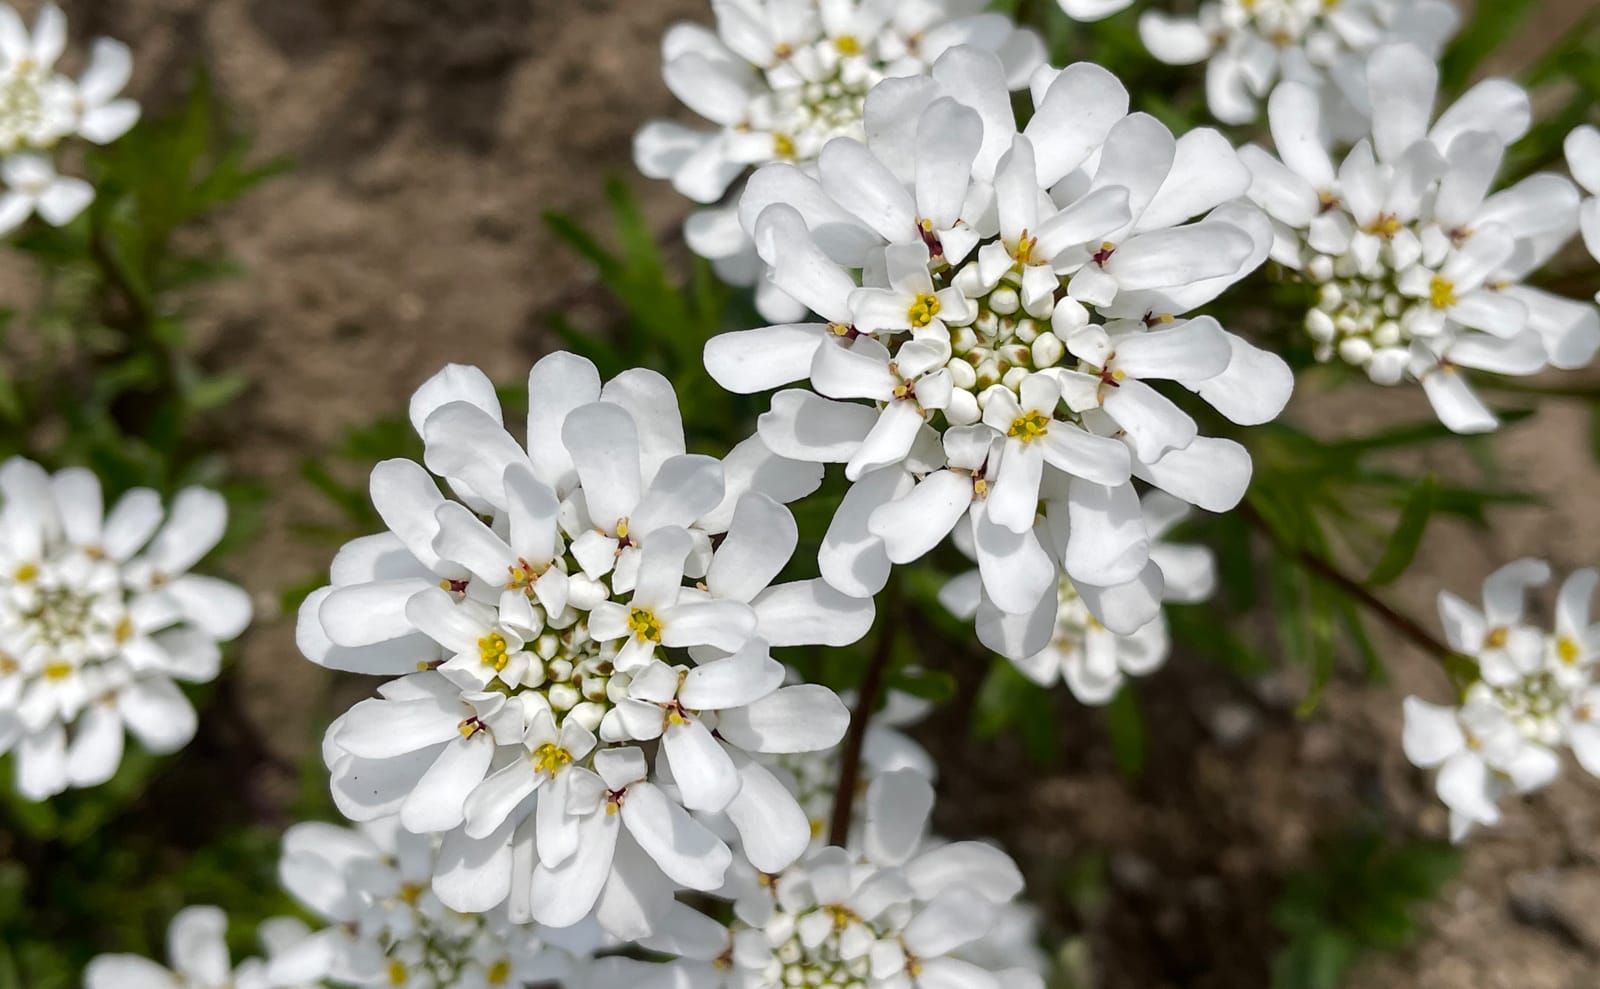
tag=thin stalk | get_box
[828,590,898,847]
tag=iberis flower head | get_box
[1243,44,1600,433]
[85,905,324,989]
[1568,125,1600,304]
[705,45,1291,639]
[299,353,868,937]
[1054,0,1458,133]
[276,817,603,989]
[635,0,1043,322]
[0,458,249,800]
[595,770,1044,989]
[1403,560,1600,842]
[942,491,1216,703]
[0,2,139,235]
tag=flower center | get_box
[628,608,663,643]
[907,292,940,327]
[1007,409,1049,442]
[1428,275,1457,310]
[478,632,510,671]
[531,742,572,776]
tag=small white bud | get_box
[1031,330,1065,368]
[567,702,605,733]
[1305,308,1336,342]
[1338,336,1374,366]
[547,683,580,712]
[988,286,1019,315]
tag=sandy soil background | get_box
[10,0,1600,985]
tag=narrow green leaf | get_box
[1103,685,1146,779]
[1365,474,1437,586]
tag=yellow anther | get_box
[773,132,796,159]
[773,42,794,59]
[628,608,663,643]
[114,617,133,643]
[1428,275,1457,310]
[1112,369,1126,381]
[828,322,853,336]
[1364,214,1403,239]
[0,654,16,674]
[1559,637,1582,666]
[478,632,510,671]
[919,217,934,233]
[1318,191,1339,212]
[459,717,486,739]
[398,882,423,905]
[826,905,857,930]
[43,661,72,681]
[487,960,512,985]
[416,661,431,671]
[1012,232,1038,266]
[1485,626,1508,648]
[1154,313,1174,324]
[1008,409,1050,442]
[666,708,690,726]
[907,292,941,327]
[532,742,572,776]
[1466,733,1483,751]
[388,960,407,986]
[833,34,862,56]
[13,563,37,582]
[615,518,630,539]
[972,477,989,497]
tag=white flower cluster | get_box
[0,2,138,236]
[85,905,324,989]
[1243,44,1600,433]
[1570,126,1600,303]
[275,817,604,989]
[1403,560,1600,842]
[942,491,1216,704]
[1128,0,1457,131]
[706,44,1291,654]
[298,353,876,938]
[597,770,1046,989]
[635,0,1043,322]
[0,457,249,799]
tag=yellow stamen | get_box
[0,654,15,674]
[532,742,572,776]
[487,960,512,985]
[833,34,861,56]
[1363,214,1403,239]
[1485,626,1508,649]
[628,608,663,643]
[1012,232,1038,266]
[388,960,407,986]
[13,563,37,582]
[43,661,72,681]
[1559,637,1582,666]
[1428,276,1457,310]
[1008,409,1050,443]
[773,132,796,159]
[478,632,510,671]
[907,292,941,327]
[773,42,793,60]
[398,882,423,905]
[114,617,133,643]
[459,717,485,739]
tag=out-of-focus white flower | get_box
[84,906,321,989]
[1569,126,1600,303]
[300,354,863,936]
[1128,0,1457,132]
[705,45,1289,641]
[276,817,600,989]
[943,491,1216,703]
[0,149,89,233]
[1403,561,1600,842]
[0,2,139,233]
[597,770,1041,989]
[1244,44,1600,433]
[636,0,1043,321]
[0,458,249,800]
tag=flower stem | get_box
[1243,501,1453,660]
[828,587,898,847]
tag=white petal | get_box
[621,781,732,890]
[714,684,849,753]
[118,678,197,755]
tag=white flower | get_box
[84,906,320,989]
[706,45,1290,633]
[1132,0,1457,131]
[1245,44,1600,433]
[277,817,598,989]
[602,770,1038,989]
[0,150,89,233]
[944,491,1216,704]
[1403,561,1600,842]
[636,0,1043,322]
[0,458,249,800]
[1569,125,1600,303]
[0,2,138,234]
[300,354,863,936]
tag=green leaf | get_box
[972,659,1059,766]
[1365,474,1437,586]
[1272,929,1355,989]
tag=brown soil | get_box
[11,0,1600,986]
